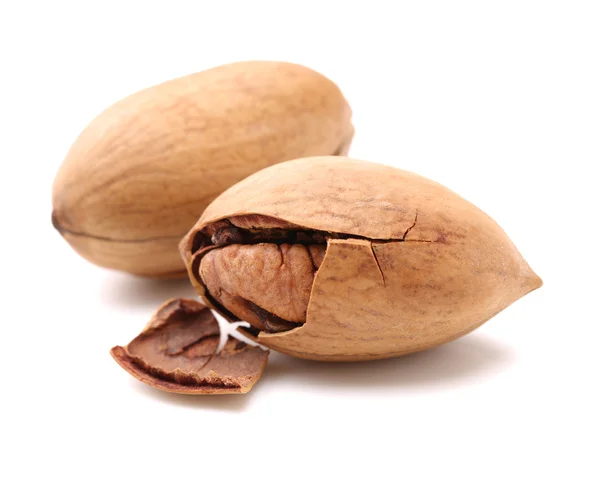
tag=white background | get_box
[2,1,599,478]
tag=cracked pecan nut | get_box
[52,61,353,277]
[179,156,543,361]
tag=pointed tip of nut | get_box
[530,271,543,291]
[522,265,543,295]
[51,210,64,235]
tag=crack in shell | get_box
[191,214,427,334]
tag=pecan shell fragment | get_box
[111,298,269,394]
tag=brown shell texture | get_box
[180,156,542,361]
[52,61,353,276]
[110,298,269,394]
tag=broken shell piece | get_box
[110,298,269,394]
